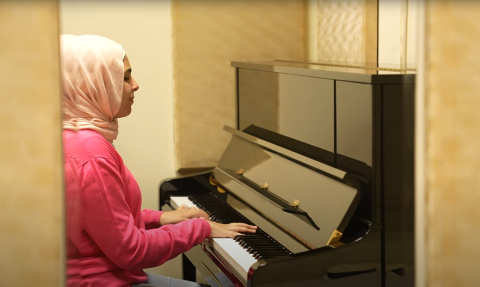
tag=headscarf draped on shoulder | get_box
[60,34,126,141]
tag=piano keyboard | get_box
[170,194,292,280]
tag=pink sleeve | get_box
[79,157,211,270]
[141,209,163,229]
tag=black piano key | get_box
[247,243,284,249]
[255,252,288,260]
[253,250,287,256]
[248,245,283,252]
[234,234,256,241]
[247,245,285,254]
[241,237,276,243]
[239,236,270,241]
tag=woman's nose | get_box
[132,78,139,91]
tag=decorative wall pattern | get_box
[172,0,305,170]
[317,0,377,64]
[0,1,64,286]
[424,1,480,286]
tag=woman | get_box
[61,34,256,287]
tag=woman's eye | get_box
[124,77,130,81]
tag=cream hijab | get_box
[60,34,126,142]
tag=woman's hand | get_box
[159,204,210,225]
[207,221,257,238]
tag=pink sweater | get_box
[64,130,211,287]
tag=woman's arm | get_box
[77,157,211,270]
[141,209,163,229]
[157,204,210,225]
[142,204,210,229]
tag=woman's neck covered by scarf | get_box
[60,34,126,142]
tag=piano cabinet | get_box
[159,61,415,287]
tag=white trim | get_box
[414,0,426,287]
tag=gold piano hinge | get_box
[289,199,300,208]
[209,175,225,193]
[236,169,244,175]
[209,175,218,186]
[216,186,226,194]
[327,229,344,248]
[275,59,417,72]
[260,183,269,189]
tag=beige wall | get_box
[0,1,64,286]
[59,0,176,211]
[59,0,180,279]
[173,0,305,170]
[420,1,480,286]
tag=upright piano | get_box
[159,61,415,287]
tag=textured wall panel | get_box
[424,1,480,286]
[317,0,377,64]
[0,1,64,286]
[173,0,304,170]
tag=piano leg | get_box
[182,253,196,282]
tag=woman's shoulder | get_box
[63,130,120,163]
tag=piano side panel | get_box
[382,83,415,287]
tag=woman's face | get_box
[115,55,139,119]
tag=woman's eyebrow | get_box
[124,68,132,74]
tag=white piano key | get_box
[170,196,258,280]
[211,238,257,274]
[169,196,194,210]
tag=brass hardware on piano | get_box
[216,186,226,194]
[236,169,245,175]
[260,182,269,190]
[289,199,300,208]
[209,174,218,186]
[326,229,344,248]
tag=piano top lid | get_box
[213,126,361,249]
[231,60,416,84]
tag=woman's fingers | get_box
[230,223,257,229]
[207,221,258,238]
[227,223,257,233]
[231,226,256,233]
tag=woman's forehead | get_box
[123,55,131,72]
